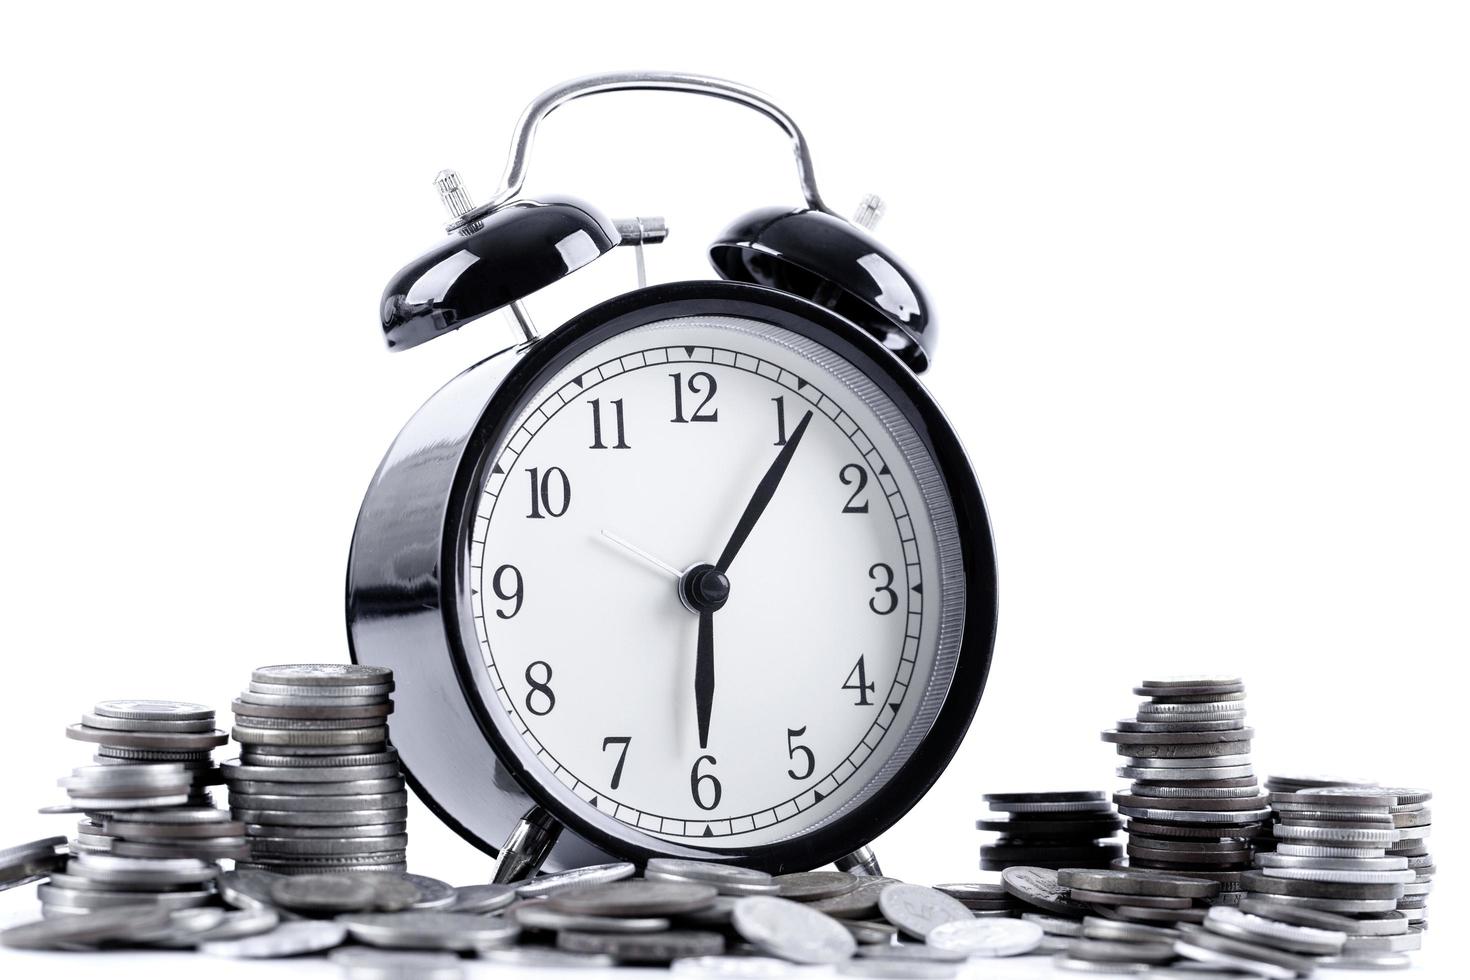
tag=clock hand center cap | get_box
[679,563,731,614]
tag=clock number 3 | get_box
[670,372,719,423]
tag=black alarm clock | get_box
[347,71,997,881]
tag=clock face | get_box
[465,315,964,850]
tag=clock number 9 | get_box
[868,563,897,615]
[670,372,719,423]
[524,661,556,716]
[690,754,722,810]
[491,564,524,620]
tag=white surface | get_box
[0,0,1464,976]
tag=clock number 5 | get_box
[786,726,815,780]
[526,467,571,519]
[601,736,631,790]
[670,372,719,423]
[690,754,722,810]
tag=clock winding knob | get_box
[852,193,886,231]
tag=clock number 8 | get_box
[524,661,556,716]
[690,754,722,810]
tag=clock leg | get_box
[491,804,563,884]
[835,845,883,877]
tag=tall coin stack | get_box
[222,665,406,875]
[1244,782,1428,956]
[1102,676,1269,903]
[42,700,239,917]
[978,791,1123,871]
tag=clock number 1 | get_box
[670,372,719,423]
[588,398,630,450]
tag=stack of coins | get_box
[1242,782,1427,961]
[977,791,1122,871]
[40,700,240,918]
[1103,676,1268,902]
[222,664,405,875]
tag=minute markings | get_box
[471,342,924,837]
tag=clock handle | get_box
[447,70,834,231]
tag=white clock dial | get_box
[467,316,960,848]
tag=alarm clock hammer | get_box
[348,71,998,880]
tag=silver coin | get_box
[1316,952,1413,970]
[81,712,215,734]
[987,800,1113,814]
[1118,765,1254,781]
[1066,939,1176,964]
[66,723,228,750]
[222,761,400,782]
[239,747,398,765]
[876,883,971,940]
[1023,913,1085,937]
[112,840,250,860]
[232,725,388,746]
[1259,868,1415,885]
[252,664,394,687]
[775,871,861,902]
[231,713,394,731]
[69,853,218,885]
[244,822,407,839]
[1125,754,1252,769]
[1081,916,1178,942]
[671,954,804,976]
[239,861,407,874]
[1272,825,1398,846]
[329,948,464,980]
[340,911,519,951]
[1001,867,1092,916]
[270,872,380,913]
[95,745,214,763]
[249,680,392,698]
[228,791,407,811]
[809,877,900,919]
[201,919,346,958]
[239,690,391,708]
[1,904,173,949]
[1059,869,1217,899]
[94,700,215,722]
[1342,933,1421,954]
[647,858,779,896]
[842,919,900,944]
[481,946,617,969]
[401,874,456,909]
[37,883,214,910]
[218,869,290,911]
[557,928,725,963]
[731,895,856,964]
[547,879,719,917]
[225,778,404,797]
[1204,906,1345,956]
[516,904,672,933]
[927,917,1043,956]
[857,942,966,963]
[1119,807,1273,824]
[249,834,410,856]
[230,696,392,720]
[517,861,637,897]
[1275,844,1385,858]
[1253,893,1400,914]
[230,807,407,826]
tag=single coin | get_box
[517,861,637,897]
[1118,765,1254,782]
[1025,913,1085,936]
[776,871,860,902]
[1116,718,1245,734]
[857,942,966,963]
[842,919,900,944]
[1119,807,1273,825]
[1128,784,1264,800]
[1260,868,1415,885]
[225,778,404,796]
[1115,794,1268,812]
[808,876,899,919]
[252,664,394,687]
[36,883,215,910]
[1,904,173,949]
[341,910,519,950]
[927,917,1043,956]
[1103,727,1254,746]
[239,690,391,708]
[231,714,394,731]
[229,807,407,826]
[877,883,971,940]
[112,840,251,860]
[1138,675,1243,691]
[81,712,216,733]
[1316,952,1413,970]
[732,895,857,964]
[839,960,960,978]
[94,700,215,722]
[270,872,380,913]
[1081,916,1178,942]
[1001,867,1092,916]
[1124,754,1251,769]
[202,919,347,957]
[218,869,291,913]
[69,853,218,885]
[987,799,1113,814]
[249,681,392,698]
[1110,904,1207,925]
[1241,871,1403,901]
[1059,869,1218,899]
[230,697,392,720]
[516,904,672,933]
[1177,923,1317,974]
[1070,888,1190,909]
[647,858,778,896]
[1051,954,1149,974]
[221,761,399,782]
[483,946,616,969]
[329,948,464,979]
[557,928,725,963]
[984,791,1105,804]
[399,874,455,909]
[672,954,808,976]
[1067,939,1176,964]
[546,879,720,917]
[66,724,228,750]
[1204,906,1346,955]
[231,725,389,746]
[449,882,518,914]
[245,824,407,840]
[227,791,408,811]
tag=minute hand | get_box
[715,410,815,573]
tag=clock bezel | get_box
[440,280,997,872]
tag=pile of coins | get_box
[1102,675,1268,899]
[222,665,405,875]
[37,700,243,919]
[977,791,1122,871]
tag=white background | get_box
[1,2,1464,976]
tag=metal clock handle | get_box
[447,70,834,231]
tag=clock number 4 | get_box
[690,754,722,810]
[525,467,571,519]
[588,398,630,450]
[670,372,718,423]
[843,655,876,706]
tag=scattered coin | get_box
[340,911,520,951]
[731,895,856,963]
[927,917,1043,956]
[877,883,971,940]
[201,919,347,957]
[516,861,637,897]
[557,928,726,963]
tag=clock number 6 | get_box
[786,726,815,780]
[524,661,555,716]
[690,754,722,810]
[525,467,571,519]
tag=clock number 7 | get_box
[601,736,631,790]
[842,655,876,706]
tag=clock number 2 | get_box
[840,464,870,513]
[690,754,722,810]
[525,467,571,519]
[843,655,876,706]
[670,372,719,423]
